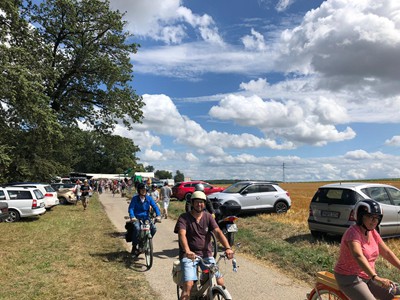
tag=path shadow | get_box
[285,233,341,245]
[153,247,179,259]
[91,250,153,272]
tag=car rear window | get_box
[44,185,56,192]
[311,188,359,205]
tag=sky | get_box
[106,0,400,182]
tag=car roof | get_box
[320,182,393,189]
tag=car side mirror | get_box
[241,190,248,195]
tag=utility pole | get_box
[282,162,285,182]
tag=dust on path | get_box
[99,192,312,299]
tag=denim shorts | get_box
[181,257,222,282]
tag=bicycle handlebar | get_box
[194,253,238,273]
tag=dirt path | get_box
[99,192,312,299]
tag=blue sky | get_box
[108,0,400,182]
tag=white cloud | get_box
[241,29,267,51]
[275,0,296,12]
[110,0,223,44]
[385,135,400,146]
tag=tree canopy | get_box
[0,0,144,182]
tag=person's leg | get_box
[180,258,198,300]
[82,196,87,210]
[368,280,393,300]
[335,273,375,300]
[131,221,140,255]
[150,222,157,237]
[203,257,224,286]
[164,198,170,218]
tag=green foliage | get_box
[155,169,172,179]
[0,0,143,182]
[174,170,185,182]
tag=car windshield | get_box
[222,182,249,193]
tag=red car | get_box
[171,181,225,201]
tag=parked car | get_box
[172,181,225,201]
[208,181,291,214]
[8,183,59,209]
[0,202,9,222]
[308,182,400,238]
[51,183,75,191]
[0,186,46,222]
[57,187,77,205]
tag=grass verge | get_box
[0,194,158,300]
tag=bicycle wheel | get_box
[308,287,347,300]
[210,231,218,258]
[212,289,230,300]
[144,237,153,269]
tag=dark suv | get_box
[172,181,225,201]
[308,182,400,238]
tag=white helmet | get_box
[191,191,206,202]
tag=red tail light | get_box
[309,207,313,217]
[223,216,239,222]
[32,199,37,208]
[45,193,53,197]
[349,209,356,221]
[286,192,290,197]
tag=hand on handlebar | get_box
[185,250,196,261]
[130,217,137,223]
[224,248,234,260]
[155,216,162,223]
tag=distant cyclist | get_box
[185,183,215,218]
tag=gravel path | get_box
[99,192,312,299]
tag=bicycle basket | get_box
[172,260,182,284]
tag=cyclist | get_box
[185,183,216,217]
[334,199,400,300]
[174,191,234,300]
[128,183,161,257]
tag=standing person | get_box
[334,199,400,300]
[174,191,234,300]
[80,179,92,210]
[150,184,160,205]
[160,181,172,219]
[74,180,81,205]
[128,183,161,256]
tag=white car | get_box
[9,183,59,209]
[0,186,46,222]
[209,181,292,214]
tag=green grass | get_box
[0,194,158,300]
[168,200,400,285]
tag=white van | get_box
[0,186,46,222]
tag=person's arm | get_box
[178,228,196,260]
[149,197,161,216]
[128,198,136,220]
[213,227,234,259]
[205,198,215,216]
[348,240,391,288]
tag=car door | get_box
[238,184,261,210]
[256,184,280,210]
[364,186,400,237]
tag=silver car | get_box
[208,181,292,214]
[308,182,400,238]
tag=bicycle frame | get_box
[189,254,233,300]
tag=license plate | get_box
[226,223,238,232]
[321,210,340,218]
[141,225,150,231]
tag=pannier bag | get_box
[172,260,182,284]
[125,222,133,243]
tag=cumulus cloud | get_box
[241,29,267,51]
[110,0,223,44]
[385,135,400,146]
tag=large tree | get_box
[0,0,144,182]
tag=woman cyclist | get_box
[334,199,400,300]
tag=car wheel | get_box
[274,201,288,214]
[5,209,20,222]
[310,230,325,239]
[59,197,68,205]
[184,193,192,202]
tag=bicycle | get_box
[174,253,237,300]
[127,218,160,270]
[307,271,400,300]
